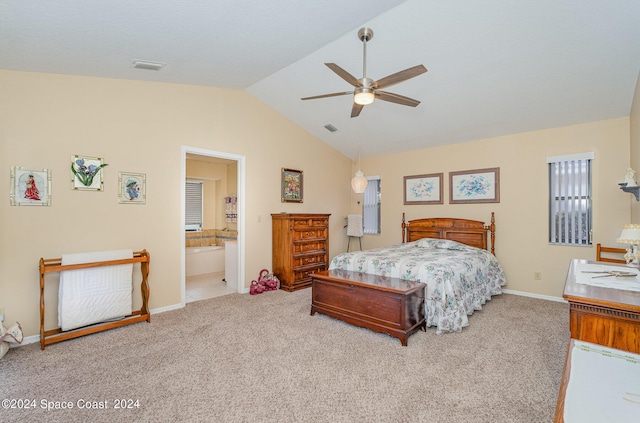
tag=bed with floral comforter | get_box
[328,238,507,334]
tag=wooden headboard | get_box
[401,212,496,255]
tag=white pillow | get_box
[417,238,465,250]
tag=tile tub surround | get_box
[185,229,237,248]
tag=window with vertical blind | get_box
[363,176,381,234]
[548,153,593,245]
[185,180,203,231]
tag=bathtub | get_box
[186,245,225,277]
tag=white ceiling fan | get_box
[301,27,427,118]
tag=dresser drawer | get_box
[294,241,325,254]
[293,228,326,240]
[294,264,326,282]
[293,254,325,268]
[293,218,328,230]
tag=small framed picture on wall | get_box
[71,155,108,191]
[118,171,146,204]
[403,173,443,205]
[449,167,500,204]
[281,168,303,203]
[10,166,52,206]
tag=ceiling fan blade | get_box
[351,103,364,118]
[325,63,361,87]
[375,91,421,107]
[374,65,427,90]
[301,91,353,100]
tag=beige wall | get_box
[0,70,352,338]
[2,67,636,339]
[630,72,640,223]
[355,117,631,298]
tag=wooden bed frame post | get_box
[401,212,406,243]
[484,212,496,256]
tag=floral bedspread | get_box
[328,238,507,334]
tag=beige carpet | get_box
[0,290,569,423]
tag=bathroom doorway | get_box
[181,146,245,304]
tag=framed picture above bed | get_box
[281,168,303,203]
[449,167,500,204]
[403,173,443,204]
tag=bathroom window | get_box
[185,180,203,231]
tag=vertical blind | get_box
[363,176,381,234]
[547,153,593,245]
[185,180,203,230]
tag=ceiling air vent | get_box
[324,124,338,133]
[132,60,166,71]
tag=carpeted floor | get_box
[0,290,569,423]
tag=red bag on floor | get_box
[259,269,280,291]
[250,269,280,295]
[250,280,264,295]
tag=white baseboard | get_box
[17,334,40,346]
[14,302,186,348]
[502,288,567,303]
[150,302,184,315]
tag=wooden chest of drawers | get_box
[272,213,330,292]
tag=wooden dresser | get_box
[271,213,330,292]
[563,259,640,354]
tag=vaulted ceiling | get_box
[2,1,640,159]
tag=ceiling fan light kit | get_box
[354,88,375,105]
[301,27,427,117]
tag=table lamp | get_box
[617,223,640,266]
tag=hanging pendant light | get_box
[351,148,368,193]
[351,170,368,193]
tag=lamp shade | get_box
[351,170,368,193]
[617,224,640,244]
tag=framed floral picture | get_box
[118,171,146,204]
[71,155,108,191]
[281,168,303,203]
[10,166,52,206]
[449,167,500,204]
[403,173,443,204]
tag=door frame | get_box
[181,145,246,305]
